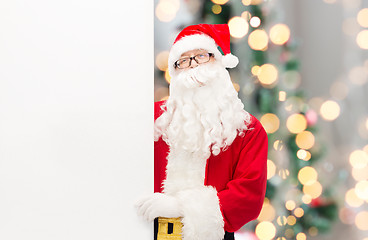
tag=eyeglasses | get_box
[174,53,214,69]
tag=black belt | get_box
[154,218,234,240]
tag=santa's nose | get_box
[189,58,198,68]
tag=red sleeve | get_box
[154,101,169,193]
[218,116,268,232]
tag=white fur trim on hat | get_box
[168,34,233,77]
[222,53,239,68]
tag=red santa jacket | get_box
[154,100,268,233]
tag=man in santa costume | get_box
[136,24,268,240]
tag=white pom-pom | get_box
[222,53,239,68]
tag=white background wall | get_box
[0,1,153,239]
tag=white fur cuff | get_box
[176,186,224,240]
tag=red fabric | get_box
[154,101,268,232]
[173,24,232,55]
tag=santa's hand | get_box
[135,193,182,221]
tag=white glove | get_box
[135,193,182,221]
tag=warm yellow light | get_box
[250,16,261,28]
[278,169,290,180]
[357,8,368,28]
[287,215,297,226]
[248,29,269,51]
[298,166,318,185]
[355,211,368,230]
[286,114,307,134]
[241,11,251,20]
[303,181,323,199]
[355,180,368,200]
[302,194,312,204]
[211,0,229,4]
[356,30,368,49]
[228,17,249,38]
[352,165,368,181]
[297,149,311,161]
[212,4,222,14]
[277,216,287,226]
[251,65,260,75]
[258,200,276,221]
[276,237,287,240]
[250,0,263,5]
[242,0,251,6]
[285,200,296,210]
[273,140,284,151]
[349,150,368,169]
[295,131,315,150]
[165,69,171,84]
[255,221,276,240]
[320,100,340,121]
[279,91,286,101]
[260,113,280,134]
[294,208,304,218]
[345,188,364,207]
[269,24,290,45]
[308,227,318,237]
[296,232,307,240]
[258,64,278,86]
[155,51,170,71]
[267,159,276,180]
[155,0,180,22]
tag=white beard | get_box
[155,61,251,160]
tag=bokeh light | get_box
[345,188,364,207]
[287,215,297,226]
[248,29,269,51]
[258,198,276,221]
[355,180,368,200]
[294,207,305,218]
[356,30,368,49]
[298,166,318,185]
[355,211,368,230]
[212,4,222,14]
[295,131,315,149]
[273,140,284,151]
[228,16,249,38]
[155,51,169,71]
[267,159,276,179]
[257,64,278,86]
[242,0,251,5]
[269,24,290,45]
[211,0,229,4]
[320,100,340,121]
[349,150,368,169]
[260,113,280,133]
[165,69,171,83]
[250,16,261,28]
[297,149,312,161]
[155,0,180,22]
[296,232,307,240]
[352,165,368,181]
[303,181,323,199]
[255,221,276,240]
[279,91,286,101]
[277,216,287,226]
[278,169,290,180]
[241,11,251,20]
[285,200,296,210]
[357,8,368,27]
[286,114,307,134]
[302,194,312,204]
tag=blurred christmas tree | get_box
[196,0,338,239]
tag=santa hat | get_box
[168,24,239,76]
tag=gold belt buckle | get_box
[157,217,183,240]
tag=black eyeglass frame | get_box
[174,53,214,69]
